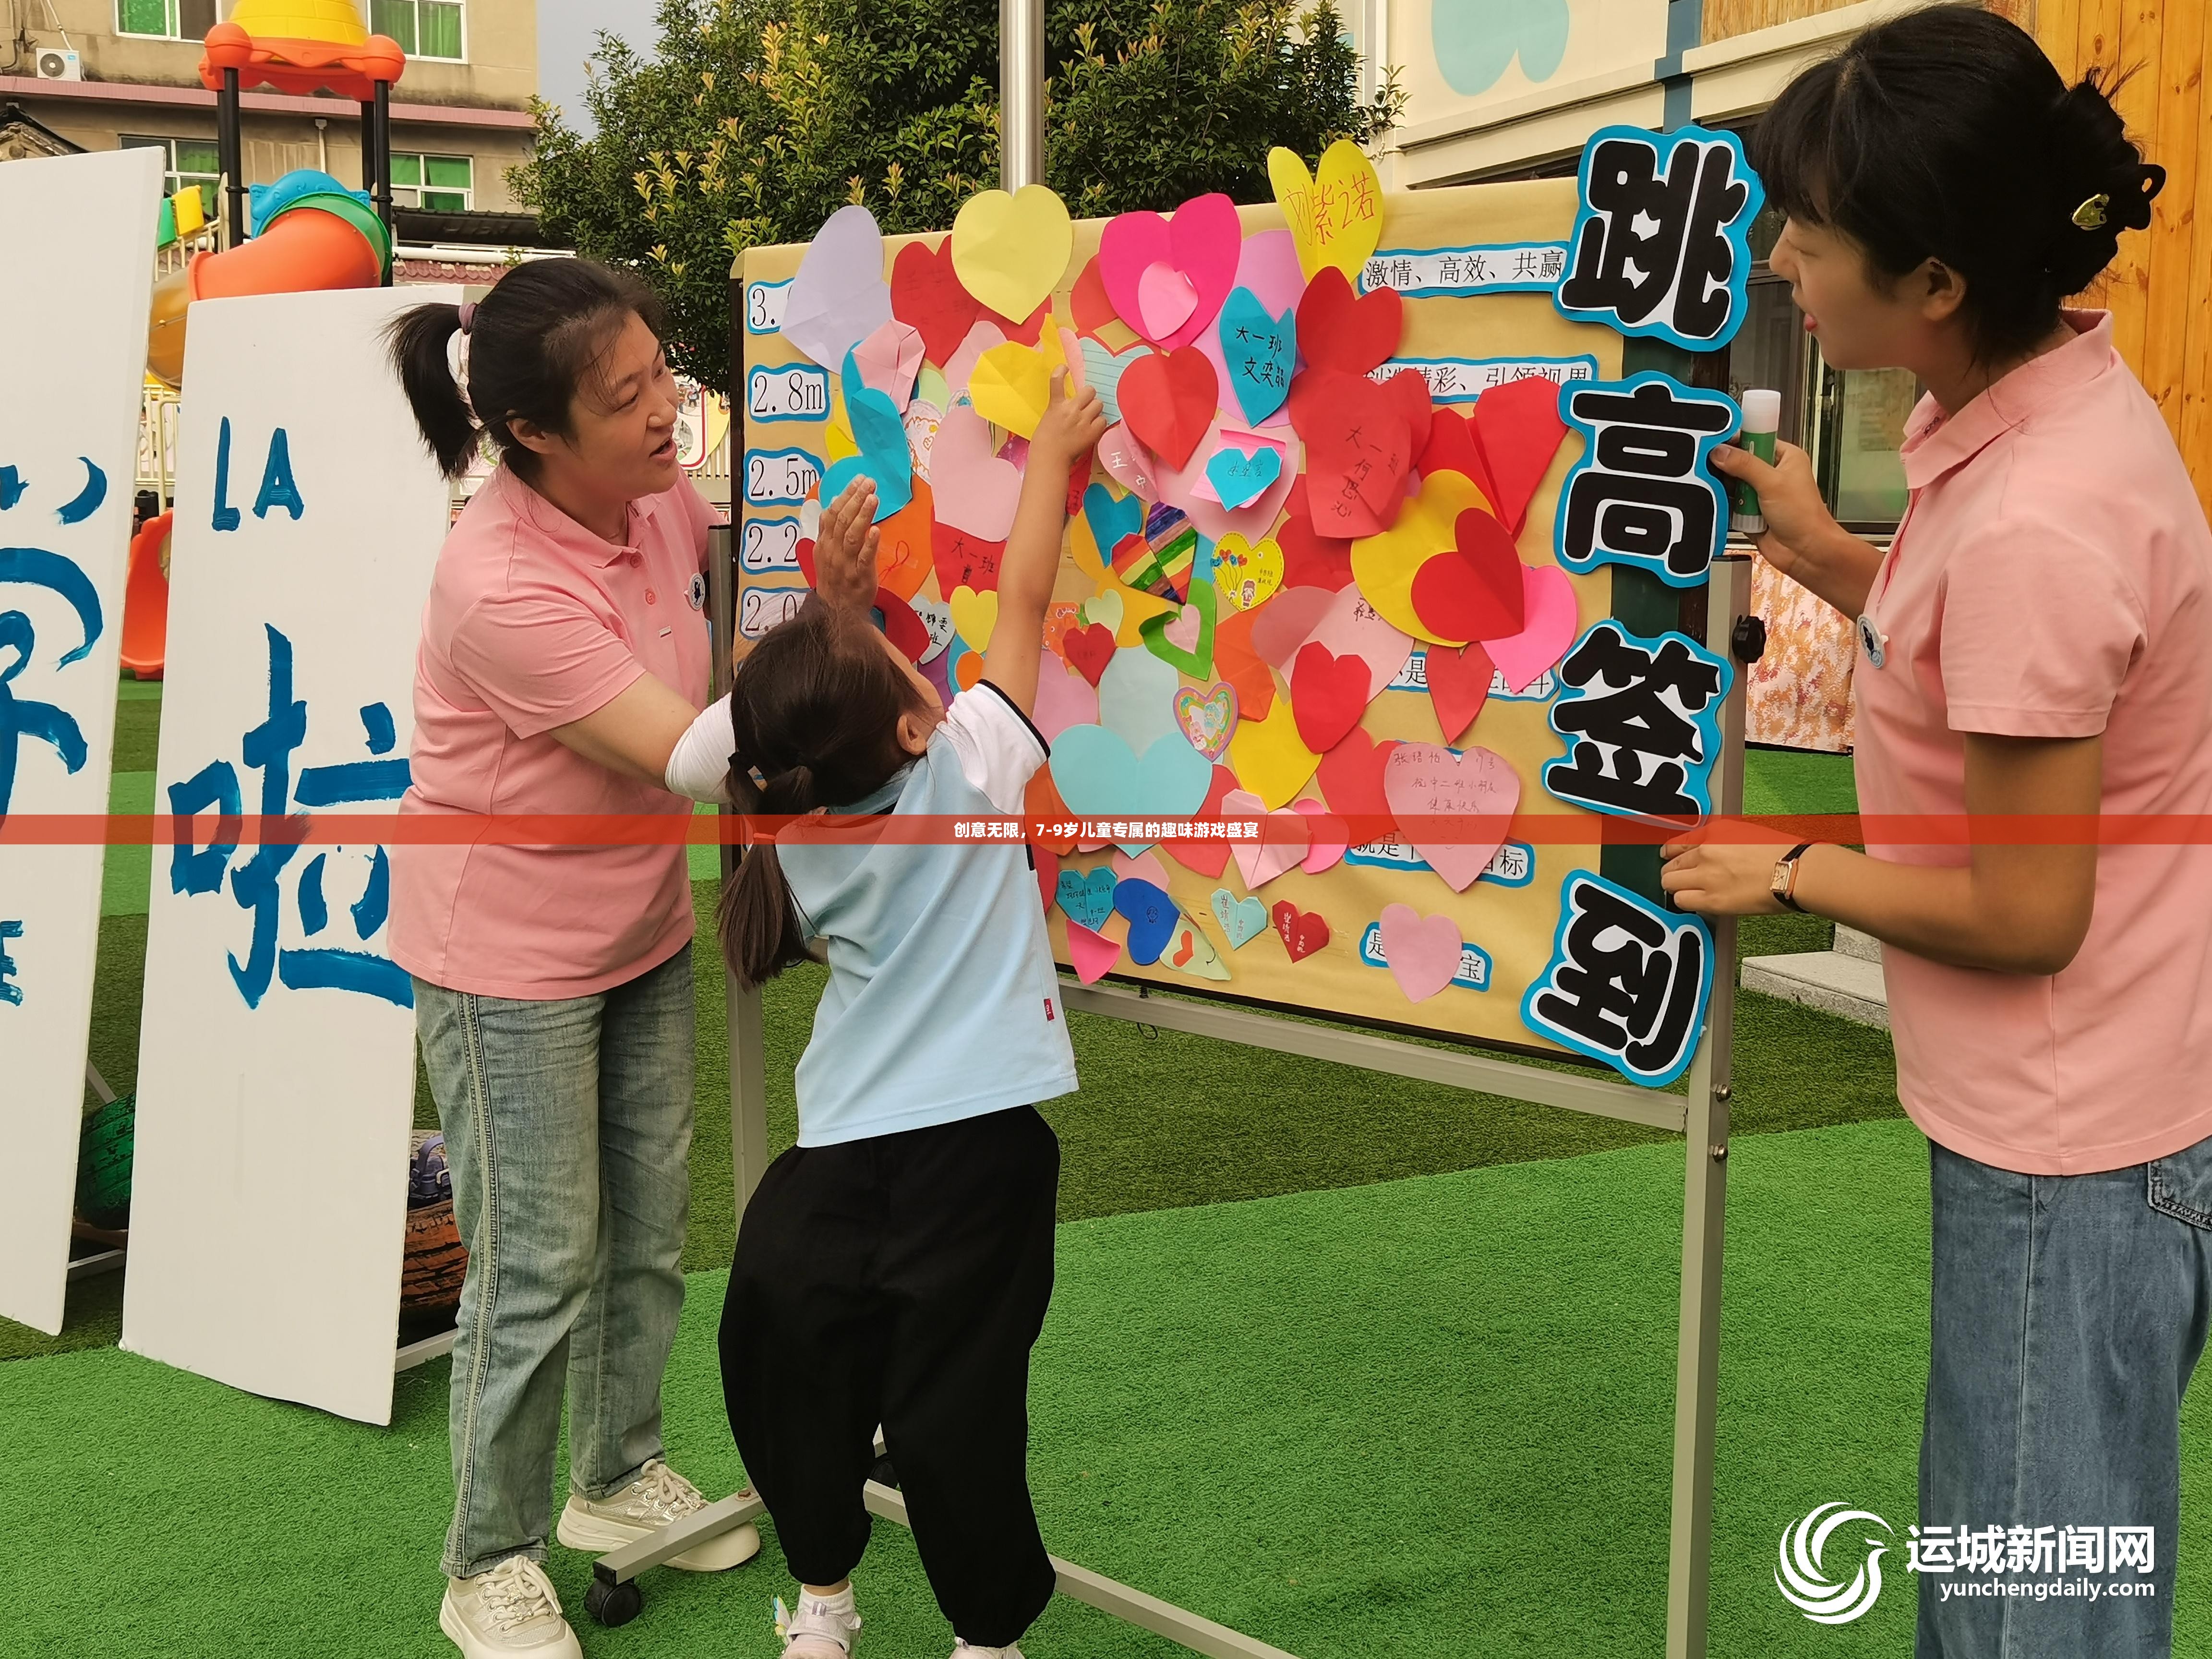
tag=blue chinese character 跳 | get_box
[166,623,412,1010]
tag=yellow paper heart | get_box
[1350,469,1495,646]
[1213,534,1286,612]
[1268,139,1386,283]
[968,341,1051,438]
[1227,699,1322,810]
[951,184,1074,325]
[1080,588,1124,634]
[950,585,1000,651]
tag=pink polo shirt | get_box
[391,466,719,999]
[1854,312,2212,1175]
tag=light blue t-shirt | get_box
[776,681,1077,1147]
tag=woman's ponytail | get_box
[2042,71,2165,296]
[715,721,827,990]
[384,302,481,477]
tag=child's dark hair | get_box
[717,601,932,990]
[1756,4,2164,363]
[383,258,667,479]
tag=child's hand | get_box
[1028,370,1109,471]
[813,477,880,611]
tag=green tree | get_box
[513,0,1400,388]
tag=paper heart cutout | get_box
[929,404,1023,540]
[853,317,925,411]
[875,483,935,600]
[1174,683,1237,759]
[1057,866,1117,931]
[1211,889,1270,949]
[1226,700,1322,810]
[1062,622,1118,688]
[1034,843,1059,914]
[969,340,1052,437]
[782,204,892,368]
[1289,640,1371,755]
[1295,266,1402,376]
[1203,442,1282,511]
[1138,261,1199,338]
[1408,508,1526,643]
[1079,339,1150,425]
[1081,586,1126,633]
[1292,797,1349,873]
[1249,585,1339,668]
[1383,741,1520,892]
[1349,469,1495,645]
[942,319,1010,404]
[1098,422,1161,501]
[872,584,931,663]
[1067,919,1121,984]
[1043,601,1083,661]
[1035,658,1101,739]
[1382,367,1433,456]
[820,349,914,520]
[1071,255,1123,341]
[1212,534,1285,613]
[1419,408,1502,521]
[1316,727,1400,839]
[931,517,1005,595]
[1277,482,1355,590]
[1468,372,1571,537]
[1216,286,1297,425]
[1097,643,1183,754]
[950,184,1072,325]
[1377,903,1463,1002]
[1111,848,1173,890]
[1482,564,1578,692]
[1223,788,1309,890]
[1154,415,1300,544]
[1113,877,1181,965]
[949,585,999,651]
[1118,347,1220,470]
[890,240,982,370]
[1286,368,1412,539]
[1268,140,1385,282]
[1426,639,1494,744]
[1051,726,1216,821]
[909,592,956,664]
[1165,911,1231,980]
[1305,585,1414,698]
[1081,483,1144,571]
[1138,577,1216,678]
[1098,192,1242,349]
[1156,764,1239,878]
[1272,900,1330,962]
[1211,608,1276,724]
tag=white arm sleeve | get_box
[663,693,735,804]
[939,681,1049,814]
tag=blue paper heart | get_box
[1204,443,1283,511]
[1048,726,1215,821]
[1082,482,1144,565]
[1211,889,1268,949]
[1079,339,1151,423]
[821,348,913,521]
[1113,878,1179,966]
[1215,287,1296,425]
[1432,0,1570,96]
[1056,866,1117,932]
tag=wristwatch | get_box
[1770,842,1815,913]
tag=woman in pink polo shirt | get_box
[385,260,752,1659]
[1664,11,2210,1656]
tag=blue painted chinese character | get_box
[0,918,23,1006]
[0,461,109,816]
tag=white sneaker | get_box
[775,1589,864,1656]
[438,1557,582,1658]
[951,1643,1025,1658]
[555,1457,761,1571]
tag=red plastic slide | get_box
[120,510,171,680]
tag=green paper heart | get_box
[1138,577,1217,679]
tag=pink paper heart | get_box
[1382,742,1520,892]
[1098,422,1160,501]
[1291,797,1348,873]
[1098,193,1243,349]
[1479,564,1578,693]
[1223,788,1309,889]
[1174,683,1237,758]
[1034,660,1101,741]
[853,317,924,411]
[932,404,1023,539]
[1378,903,1464,1002]
[1303,585,1414,699]
[1068,920,1122,984]
[1111,848,1172,889]
[1154,414,1300,542]
[942,318,1010,403]
[1249,586,1339,669]
[1163,603,1202,652]
[1138,262,1199,338]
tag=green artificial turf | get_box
[5,1119,2211,1657]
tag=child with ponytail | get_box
[685,370,1107,1659]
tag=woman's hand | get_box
[813,477,880,612]
[1661,830,1795,917]
[1027,370,1109,471]
[1710,440,1883,616]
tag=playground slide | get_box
[120,510,172,681]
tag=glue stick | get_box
[1731,388,1782,536]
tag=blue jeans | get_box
[414,946,696,1579]
[1919,1132,2212,1657]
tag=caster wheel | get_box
[585,1577,643,1627]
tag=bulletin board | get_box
[735,132,1752,1091]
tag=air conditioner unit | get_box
[34,48,84,81]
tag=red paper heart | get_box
[932,519,1006,595]
[1316,727,1400,843]
[795,536,818,585]
[1408,509,1526,642]
[1161,764,1240,878]
[1213,608,1277,721]
[1418,409,1502,513]
[1278,480,1354,590]
[890,241,983,372]
[1295,266,1403,376]
[1118,347,1219,469]
[1271,899,1330,962]
[1425,639,1495,745]
[1026,768,1077,854]
[1287,369,1412,540]
[1290,640,1371,755]
[874,586,929,662]
[1065,623,1117,686]
[1071,257,1119,341]
[1381,367,1433,457]
[1467,373,1570,537]
[1034,844,1059,915]
[990,299,1051,346]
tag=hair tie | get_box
[457,301,477,334]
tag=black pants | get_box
[720,1105,1060,1648]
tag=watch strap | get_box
[1774,842,1815,913]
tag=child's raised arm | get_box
[983,370,1107,716]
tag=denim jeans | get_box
[414,946,696,1579]
[1919,1131,2212,1657]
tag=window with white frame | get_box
[370,0,466,61]
[390,153,474,212]
[120,134,222,220]
[115,0,217,38]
